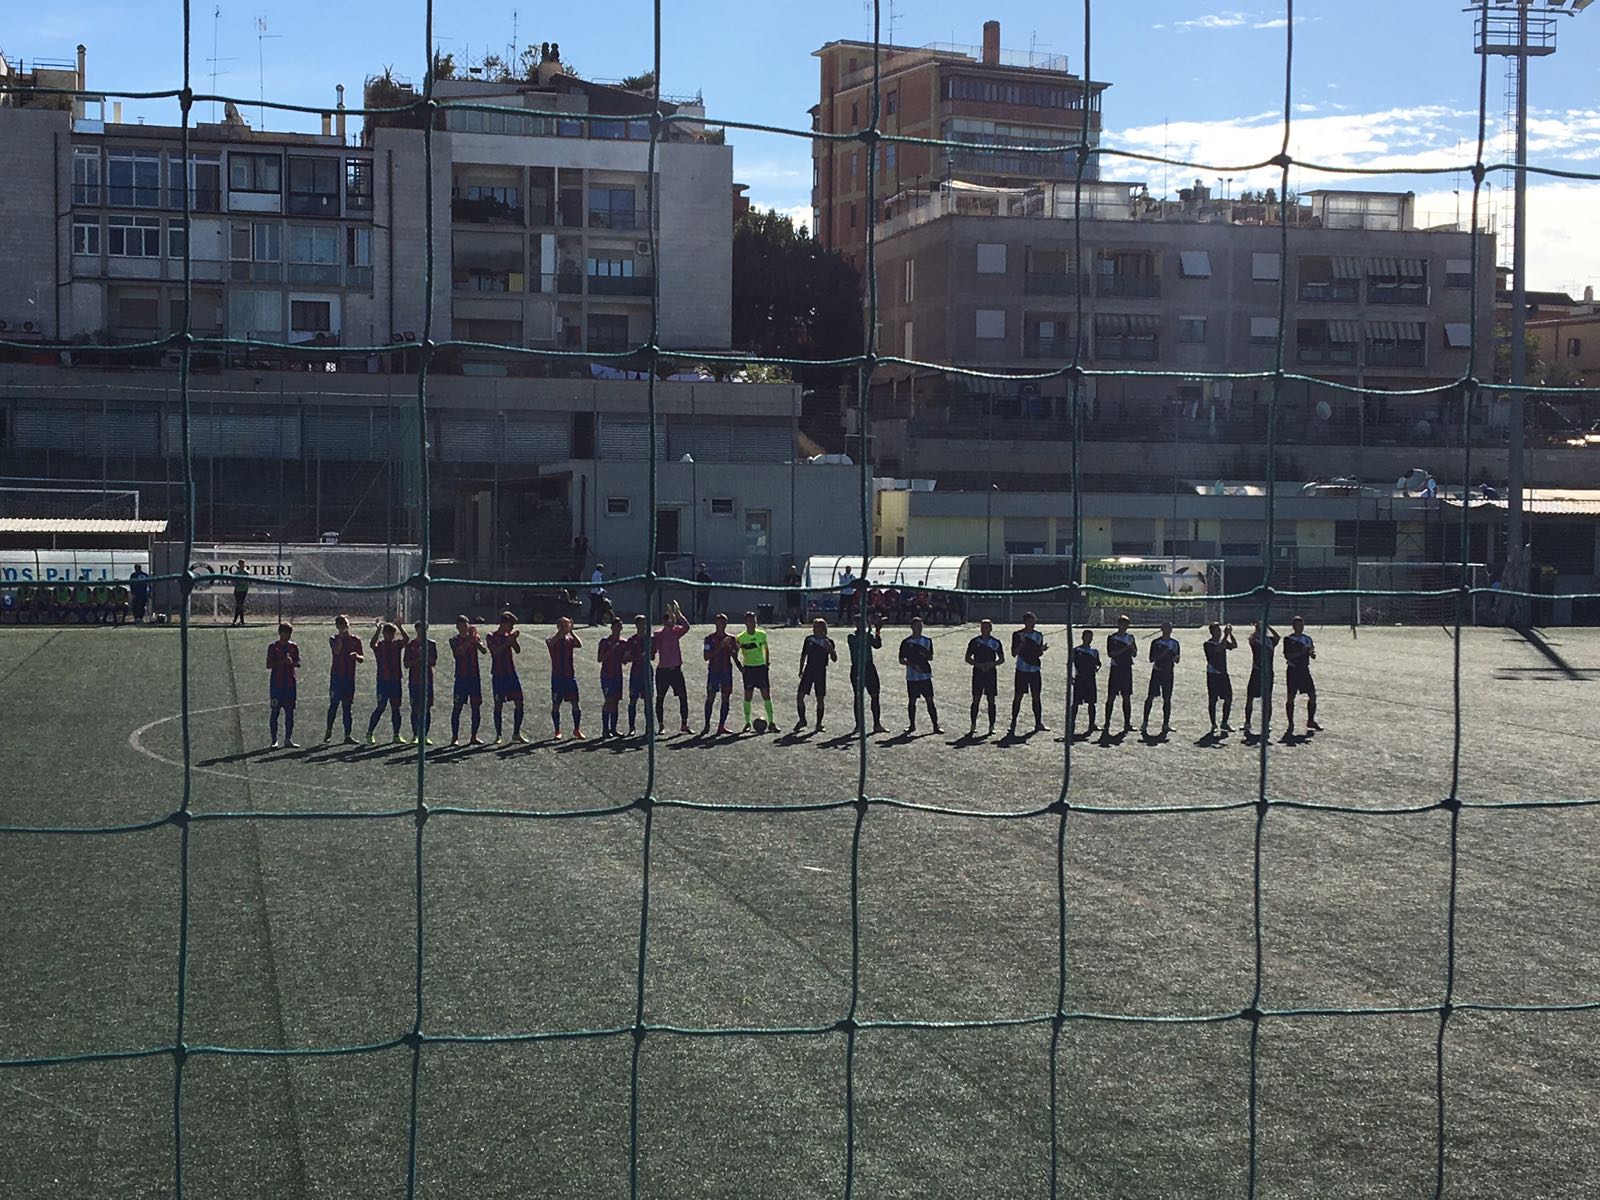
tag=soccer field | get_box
[2,619,1598,1198]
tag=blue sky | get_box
[9,0,1598,294]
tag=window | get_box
[587,187,637,230]
[288,226,339,284]
[744,509,771,555]
[976,243,1007,274]
[107,215,162,257]
[975,309,1006,340]
[72,219,101,256]
[902,320,914,358]
[345,159,373,213]
[943,76,1090,110]
[587,313,631,351]
[1178,250,1212,278]
[230,221,281,281]
[1251,252,1281,282]
[1179,315,1207,343]
[587,257,636,277]
[114,291,160,330]
[166,155,221,211]
[1567,337,1582,358]
[886,91,898,115]
[1335,520,1398,558]
[107,150,162,207]
[850,101,859,127]
[851,152,860,182]
[1249,317,1280,344]
[346,226,371,267]
[287,157,341,215]
[709,497,735,516]
[903,259,915,304]
[1445,258,1472,289]
[72,148,101,205]
[228,289,281,338]
[229,152,281,193]
[885,144,897,172]
[849,203,857,229]
[290,300,332,333]
[1445,323,1472,349]
[167,220,186,259]
[605,496,631,517]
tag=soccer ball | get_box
[751,717,768,734]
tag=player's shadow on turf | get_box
[1193,731,1229,749]
[818,731,860,750]
[198,748,269,766]
[1138,729,1171,745]
[947,732,989,748]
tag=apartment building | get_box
[810,20,1108,273]
[860,180,1507,485]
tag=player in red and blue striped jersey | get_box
[323,614,366,744]
[366,621,411,744]
[546,616,585,739]
[624,614,653,735]
[596,616,629,737]
[448,615,488,746]
[265,622,301,748]
[403,621,439,744]
[486,611,527,744]
[701,613,739,736]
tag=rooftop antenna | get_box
[254,16,281,129]
[508,8,518,72]
[205,5,239,122]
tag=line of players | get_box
[260,606,1322,749]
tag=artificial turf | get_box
[1,617,1597,1198]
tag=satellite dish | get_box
[1315,400,1332,420]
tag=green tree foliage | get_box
[732,209,861,395]
[619,71,657,92]
[1494,324,1546,384]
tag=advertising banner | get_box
[1083,558,1212,608]
[0,549,150,585]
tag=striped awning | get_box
[1368,256,1426,278]
[1094,313,1159,334]
[1327,319,1361,342]
[0,518,169,535]
[1366,320,1425,341]
[1332,255,1364,279]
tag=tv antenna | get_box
[255,15,281,129]
[862,0,901,45]
[205,5,240,122]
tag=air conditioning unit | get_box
[635,241,652,256]
[0,319,8,331]
[21,320,36,333]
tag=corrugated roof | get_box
[0,518,169,535]
[1440,491,1600,517]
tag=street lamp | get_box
[1471,0,1590,621]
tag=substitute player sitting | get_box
[736,611,776,733]
[899,617,942,735]
[546,616,584,740]
[324,614,365,744]
[1202,622,1238,735]
[795,617,837,732]
[366,620,411,744]
[487,612,527,744]
[403,621,438,745]
[1283,616,1322,735]
[596,617,629,738]
[1069,629,1101,737]
[701,614,739,736]
[1102,615,1137,735]
[1141,622,1181,738]
[448,616,488,746]
[266,622,301,748]
[965,618,1005,737]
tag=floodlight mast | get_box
[1471,0,1586,623]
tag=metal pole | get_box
[1506,2,1530,621]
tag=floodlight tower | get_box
[1471,0,1590,618]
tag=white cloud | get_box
[1169,11,1302,31]
[774,204,813,234]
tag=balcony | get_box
[1298,281,1358,303]
[587,275,654,297]
[556,273,584,295]
[1023,337,1074,360]
[451,196,525,226]
[229,261,281,283]
[287,263,341,286]
[1365,343,1427,368]
[1295,345,1358,367]
[588,211,642,231]
[1024,272,1087,297]
[1367,282,1427,306]
[1093,336,1158,362]
[1094,274,1160,300]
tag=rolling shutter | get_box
[165,411,299,457]
[503,415,571,463]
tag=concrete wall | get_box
[0,108,69,339]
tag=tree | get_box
[430,51,456,82]
[619,71,656,92]
[1493,324,1546,384]
[732,209,863,428]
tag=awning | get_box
[1328,319,1361,343]
[1093,312,1160,334]
[1444,323,1472,348]
[1332,255,1364,279]
[1368,257,1396,277]
[1366,321,1424,341]
[1368,256,1425,278]
[0,518,170,535]
[1179,250,1212,278]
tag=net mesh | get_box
[1,1,1599,1197]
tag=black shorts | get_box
[1070,674,1097,704]
[800,667,827,698]
[907,678,934,703]
[1206,674,1233,702]
[743,664,770,691]
[1287,665,1314,697]
[849,665,880,695]
[1108,665,1134,699]
[970,669,997,699]
[1014,670,1042,697]
[1146,671,1174,701]
[1247,670,1265,699]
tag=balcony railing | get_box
[451,196,525,226]
[1094,274,1161,299]
[1295,346,1358,366]
[1298,281,1359,303]
[1023,271,1087,296]
[1023,337,1075,360]
[587,275,654,297]
[588,211,641,231]
[1093,336,1159,361]
[1366,282,1428,306]
[287,263,341,286]
[229,261,281,283]
[1365,343,1427,368]
[556,273,584,295]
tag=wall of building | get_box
[0,108,69,338]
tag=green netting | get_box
[2,1,1600,1198]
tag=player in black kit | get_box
[795,618,837,732]
[1069,629,1101,737]
[1202,622,1237,734]
[1242,621,1280,737]
[1141,622,1181,737]
[964,618,1006,736]
[1283,615,1322,734]
[1102,614,1137,735]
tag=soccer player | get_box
[1102,615,1137,735]
[899,617,942,734]
[1283,615,1322,735]
[1141,622,1181,737]
[1008,611,1049,736]
[1069,629,1101,737]
[654,600,692,734]
[230,558,250,626]
[846,618,886,735]
[546,616,584,739]
[701,614,739,735]
[403,620,439,744]
[736,610,776,733]
[795,617,837,732]
[265,622,301,748]
[965,618,1005,737]
[596,617,629,738]
[1203,622,1238,734]
[366,620,410,744]
[448,615,488,746]
[1242,621,1281,737]
[324,614,365,743]
[625,615,653,734]
[487,611,527,744]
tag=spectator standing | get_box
[693,561,713,623]
[588,564,608,626]
[230,559,251,626]
[784,562,804,626]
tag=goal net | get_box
[1354,561,1491,627]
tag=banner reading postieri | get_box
[1082,558,1213,607]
